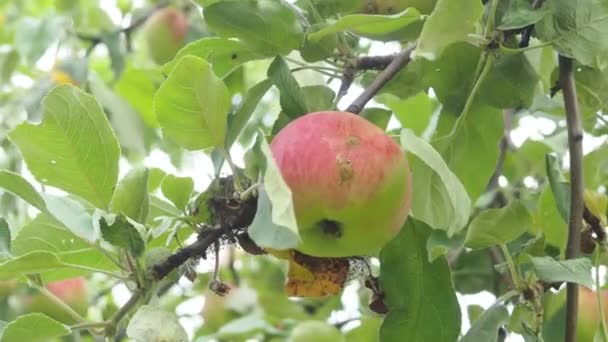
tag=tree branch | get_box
[560,55,584,342]
[345,45,416,114]
[75,1,170,52]
[151,227,227,281]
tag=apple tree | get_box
[0,0,607,341]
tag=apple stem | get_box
[239,183,259,201]
[222,149,245,193]
[499,244,522,289]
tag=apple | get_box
[288,320,345,342]
[270,111,412,257]
[577,287,608,342]
[143,7,187,65]
[19,278,88,324]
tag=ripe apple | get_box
[144,7,187,65]
[19,278,88,324]
[577,287,608,342]
[270,111,412,257]
[288,320,345,342]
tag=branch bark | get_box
[346,45,416,114]
[151,227,226,281]
[559,55,584,342]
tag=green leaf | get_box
[465,200,532,249]
[154,55,230,150]
[536,0,608,69]
[148,168,168,192]
[301,85,335,112]
[204,0,304,55]
[498,0,551,30]
[300,23,338,62]
[533,187,568,254]
[426,230,464,262]
[0,313,70,342]
[574,64,608,117]
[362,59,426,100]
[161,174,194,211]
[0,251,65,280]
[100,30,126,79]
[546,153,570,222]
[382,91,434,135]
[401,129,471,235]
[0,219,10,259]
[226,79,273,148]
[163,37,262,78]
[88,73,146,155]
[100,214,145,258]
[126,305,188,342]
[414,0,483,60]
[248,133,300,250]
[479,53,538,108]
[267,56,309,118]
[9,85,120,209]
[584,146,608,189]
[12,214,118,281]
[531,256,593,288]
[0,170,49,215]
[308,8,422,42]
[421,43,480,113]
[361,108,392,131]
[14,16,64,63]
[248,189,300,250]
[435,105,503,200]
[379,219,460,342]
[110,167,150,223]
[115,66,163,127]
[460,304,509,342]
[42,194,97,243]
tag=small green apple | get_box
[144,7,187,65]
[288,320,345,342]
[270,111,412,257]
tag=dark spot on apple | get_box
[317,219,343,238]
[231,53,237,59]
[346,135,359,147]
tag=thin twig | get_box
[345,45,416,114]
[560,55,584,342]
[486,109,515,191]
